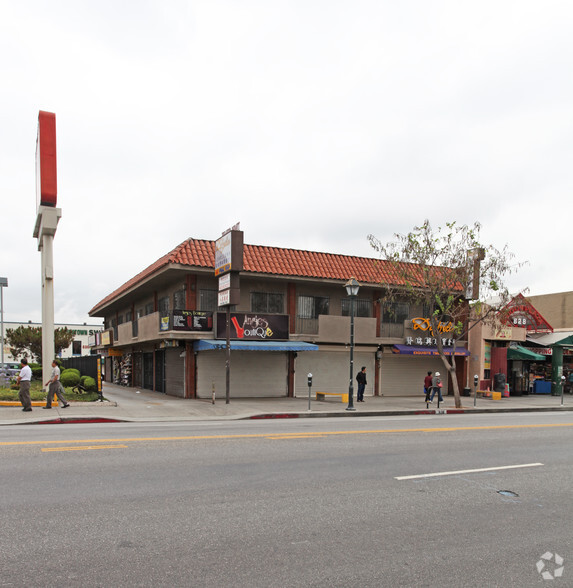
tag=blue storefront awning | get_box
[392,345,469,357]
[194,340,318,352]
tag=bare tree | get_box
[369,220,525,408]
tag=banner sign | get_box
[216,312,289,340]
[160,310,213,332]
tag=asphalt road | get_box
[1,412,572,587]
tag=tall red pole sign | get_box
[36,111,57,209]
[34,110,61,391]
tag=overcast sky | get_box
[1,0,572,326]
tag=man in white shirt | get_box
[44,360,70,409]
[16,358,33,412]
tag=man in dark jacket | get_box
[356,367,367,402]
[424,371,433,402]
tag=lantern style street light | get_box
[345,277,360,411]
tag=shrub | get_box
[82,376,96,392]
[31,366,43,380]
[60,370,81,387]
[62,368,81,378]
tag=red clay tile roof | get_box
[89,238,428,315]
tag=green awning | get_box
[507,345,546,361]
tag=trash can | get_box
[493,373,506,392]
[462,387,471,397]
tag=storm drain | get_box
[497,490,519,497]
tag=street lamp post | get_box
[345,278,360,411]
[0,277,7,368]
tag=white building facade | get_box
[2,321,104,361]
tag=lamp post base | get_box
[345,406,357,411]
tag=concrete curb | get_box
[246,405,573,419]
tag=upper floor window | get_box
[158,296,169,314]
[125,311,133,323]
[251,292,284,314]
[298,295,329,319]
[382,302,409,324]
[144,302,154,316]
[199,289,218,312]
[341,298,372,318]
[173,288,186,310]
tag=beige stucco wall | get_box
[526,291,573,330]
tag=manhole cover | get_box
[498,490,519,497]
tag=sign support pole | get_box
[34,207,61,388]
[226,306,231,404]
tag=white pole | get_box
[0,283,5,366]
[41,233,56,387]
[34,206,61,390]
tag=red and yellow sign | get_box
[411,317,455,338]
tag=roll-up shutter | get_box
[380,354,446,397]
[295,350,374,398]
[197,350,287,398]
[165,348,185,398]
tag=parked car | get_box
[0,362,21,378]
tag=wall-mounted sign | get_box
[411,317,455,338]
[405,336,455,348]
[216,312,289,340]
[101,330,112,346]
[493,326,513,339]
[160,310,213,332]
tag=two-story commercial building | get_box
[89,237,469,399]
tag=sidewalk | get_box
[2,383,573,425]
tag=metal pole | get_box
[346,294,356,411]
[0,282,5,367]
[225,305,231,404]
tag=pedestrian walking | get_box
[16,358,33,412]
[43,360,70,409]
[356,367,367,402]
[429,371,444,403]
[424,371,433,402]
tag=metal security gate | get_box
[154,350,165,393]
[295,350,374,398]
[143,353,154,390]
[196,350,287,398]
[380,354,446,397]
[165,347,185,397]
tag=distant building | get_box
[1,321,104,361]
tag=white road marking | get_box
[395,462,544,480]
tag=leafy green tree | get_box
[368,220,525,408]
[5,326,76,364]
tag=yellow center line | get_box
[1,422,573,447]
[267,434,328,440]
[41,445,128,452]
